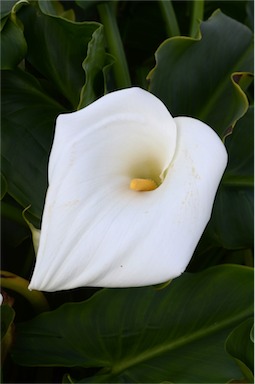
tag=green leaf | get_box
[1,3,110,223]
[1,173,7,200]
[206,106,254,249]
[38,0,75,21]
[18,2,102,108]
[0,0,19,19]
[12,265,253,383]
[78,24,114,109]
[245,0,254,31]
[148,10,253,138]
[1,304,15,341]
[38,0,65,16]
[1,17,27,69]
[1,304,16,364]
[1,69,65,224]
[97,2,131,89]
[225,318,254,383]
[224,106,254,186]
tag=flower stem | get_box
[97,2,131,89]
[222,174,254,188]
[158,0,180,37]
[189,0,204,38]
[1,270,49,313]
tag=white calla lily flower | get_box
[29,87,227,292]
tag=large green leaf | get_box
[225,317,254,383]
[12,265,253,383]
[1,0,28,70]
[2,2,112,224]
[1,69,65,224]
[18,2,101,109]
[206,106,254,249]
[1,18,27,69]
[0,0,26,73]
[148,10,253,137]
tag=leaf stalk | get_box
[97,2,131,89]
[189,0,204,38]
[158,0,180,37]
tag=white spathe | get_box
[29,87,227,292]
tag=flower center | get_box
[129,178,158,192]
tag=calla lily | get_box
[29,87,227,292]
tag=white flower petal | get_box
[29,88,227,292]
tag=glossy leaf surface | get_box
[78,24,114,109]
[225,317,254,383]
[12,265,253,383]
[18,2,101,109]
[1,69,65,224]
[206,106,254,249]
[1,1,254,383]
[1,17,27,69]
[148,10,253,137]
[1,1,111,224]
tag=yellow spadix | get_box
[130,178,158,191]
